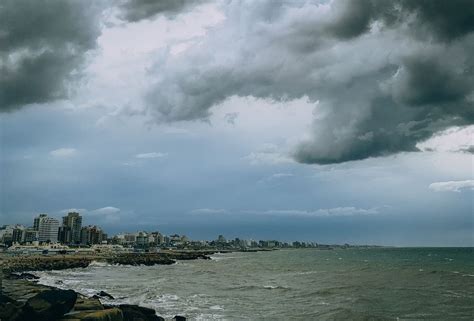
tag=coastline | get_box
[0,250,225,321]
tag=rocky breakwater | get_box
[0,252,214,320]
[2,255,94,274]
[106,251,212,266]
[1,278,183,321]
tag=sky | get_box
[0,0,473,246]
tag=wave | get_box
[88,260,114,267]
[227,284,290,291]
[209,254,240,261]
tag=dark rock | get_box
[95,291,115,300]
[119,304,164,321]
[60,307,123,321]
[9,272,40,280]
[0,294,23,321]
[21,288,77,321]
[74,296,104,311]
[173,316,186,321]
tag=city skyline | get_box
[1,212,328,248]
[1,1,473,247]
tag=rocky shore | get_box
[1,251,215,274]
[1,278,176,321]
[0,251,218,320]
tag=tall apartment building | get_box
[38,216,60,243]
[80,225,105,245]
[33,214,47,231]
[60,212,82,244]
[23,228,39,243]
[12,226,25,243]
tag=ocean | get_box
[34,248,473,320]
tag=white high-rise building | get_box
[38,216,60,243]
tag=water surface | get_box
[35,248,474,320]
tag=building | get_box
[217,235,227,244]
[80,225,105,245]
[61,212,82,244]
[0,225,18,246]
[23,228,39,243]
[136,232,149,248]
[12,226,25,243]
[58,226,72,244]
[38,216,60,243]
[33,214,47,231]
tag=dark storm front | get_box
[34,248,474,320]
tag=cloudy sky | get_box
[0,0,473,246]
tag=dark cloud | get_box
[142,0,473,164]
[0,0,102,112]
[460,146,474,154]
[118,0,207,22]
[399,0,474,41]
[326,0,474,41]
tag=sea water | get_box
[34,248,474,320]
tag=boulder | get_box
[61,308,123,321]
[0,294,23,321]
[8,272,40,280]
[173,316,186,321]
[74,296,104,311]
[119,304,164,321]
[22,288,77,321]
[95,291,115,300]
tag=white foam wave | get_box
[89,260,112,267]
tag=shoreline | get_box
[0,250,230,321]
[0,249,275,320]
[0,250,221,274]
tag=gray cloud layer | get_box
[118,0,207,22]
[0,0,102,111]
[142,0,473,164]
[1,0,472,164]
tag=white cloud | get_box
[90,206,121,215]
[60,208,87,214]
[59,206,121,216]
[429,180,474,192]
[50,148,77,158]
[417,126,474,153]
[190,208,228,215]
[242,143,293,165]
[244,207,380,217]
[258,172,294,185]
[135,152,168,159]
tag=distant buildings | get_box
[0,212,324,251]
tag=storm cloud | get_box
[118,0,208,22]
[1,0,472,164]
[141,0,473,164]
[0,0,102,111]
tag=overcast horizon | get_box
[1,0,473,247]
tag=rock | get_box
[9,272,40,280]
[61,308,123,321]
[173,316,186,321]
[22,288,77,321]
[95,291,115,300]
[119,304,164,321]
[74,296,104,311]
[0,294,23,321]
